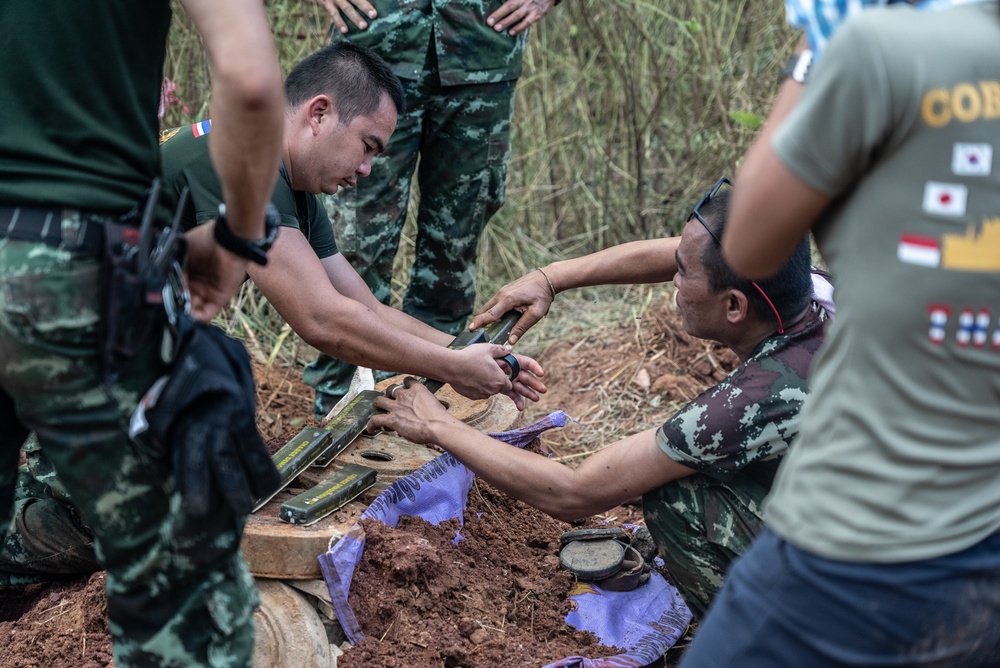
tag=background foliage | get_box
[164,0,794,360]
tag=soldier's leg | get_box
[642,476,761,617]
[311,76,424,419]
[0,387,28,538]
[0,441,98,585]
[404,78,516,335]
[0,238,257,667]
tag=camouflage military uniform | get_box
[0,3,259,666]
[0,434,97,586]
[642,304,828,616]
[310,0,529,418]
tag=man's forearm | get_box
[294,297,488,383]
[543,238,681,294]
[374,301,454,348]
[183,0,285,240]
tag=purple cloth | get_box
[319,410,691,664]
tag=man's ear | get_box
[307,95,336,133]
[726,289,750,325]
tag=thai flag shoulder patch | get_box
[191,120,212,138]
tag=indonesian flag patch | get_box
[922,181,968,217]
[898,234,941,267]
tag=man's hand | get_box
[505,353,546,410]
[487,0,557,36]
[470,269,554,344]
[184,222,249,322]
[370,377,458,445]
[445,343,517,400]
[309,0,377,34]
[445,346,545,411]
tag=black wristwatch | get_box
[213,202,280,266]
[779,49,813,85]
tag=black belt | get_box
[0,206,105,254]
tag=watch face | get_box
[782,50,813,84]
[261,202,280,249]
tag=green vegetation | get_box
[164,0,793,363]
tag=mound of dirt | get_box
[0,572,113,668]
[342,481,632,668]
[0,296,714,666]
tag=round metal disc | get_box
[559,538,626,580]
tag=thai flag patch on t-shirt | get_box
[192,120,212,138]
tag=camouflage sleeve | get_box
[655,331,817,482]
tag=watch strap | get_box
[780,49,813,85]
[213,203,279,266]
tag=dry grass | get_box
[521,291,737,458]
[163,0,791,421]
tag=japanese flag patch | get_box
[922,181,968,217]
[952,143,992,177]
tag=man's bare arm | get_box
[179,0,285,320]
[248,229,547,404]
[182,0,284,241]
[471,237,681,344]
[724,38,829,279]
[322,253,453,347]
[369,381,694,521]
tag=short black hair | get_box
[285,42,405,124]
[697,189,812,324]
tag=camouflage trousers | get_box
[0,434,98,585]
[642,474,765,617]
[310,56,517,419]
[0,229,258,667]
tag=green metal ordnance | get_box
[313,389,381,467]
[423,309,520,393]
[252,427,332,512]
[252,309,522,515]
[279,464,377,525]
[315,309,522,466]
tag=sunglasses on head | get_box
[687,177,784,334]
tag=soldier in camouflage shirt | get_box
[376,181,830,616]
[304,0,558,419]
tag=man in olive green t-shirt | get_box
[160,42,544,407]
[0,44,545,603]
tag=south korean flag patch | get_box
[952,143,992,177]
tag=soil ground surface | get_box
[0,296,724,667]
[341,481,631,667]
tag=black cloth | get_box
[145,321,279,517]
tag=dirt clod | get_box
[341,481,624,668]
[0,297,717,667]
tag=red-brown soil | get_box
[0,296,723,667]
[0,573,113,668]
[341,481,628,668]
